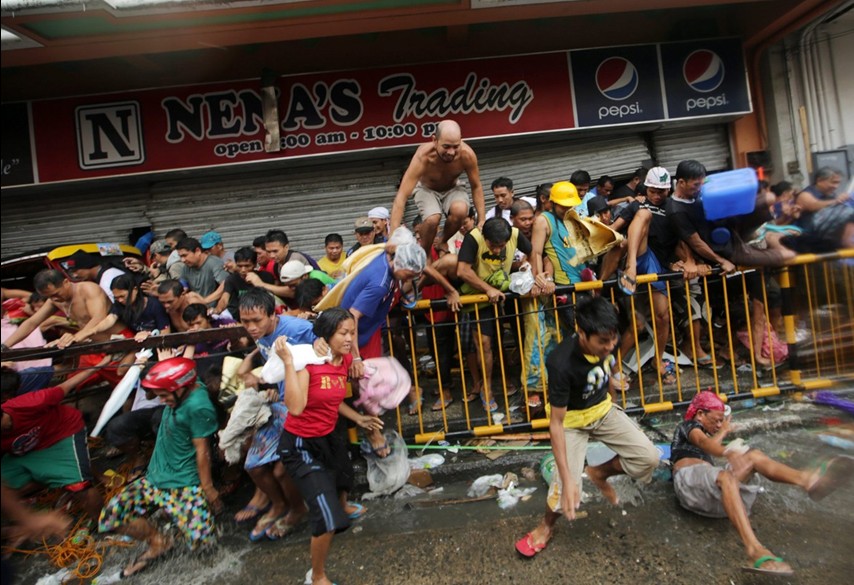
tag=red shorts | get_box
[359,328,383,360]
[78,329,134,387]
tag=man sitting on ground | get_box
[671,391,853,577]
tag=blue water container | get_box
[701,168,758,221]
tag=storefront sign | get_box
[3,38,750,187]
[570,44,665,128]
[659,38,751,119]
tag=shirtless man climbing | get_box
[390,120,486,255]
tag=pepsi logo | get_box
[683,50,725,93]
[595,57,639,101]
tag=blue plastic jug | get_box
[701,168,758,221]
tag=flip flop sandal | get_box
[696,355,725,369]
[432,396,453,411]
[808,456,854,501]
[464,392,480,403]
[347,502,366,520]
[515,533,548,558]
[249,513,281,542]
[360,439,391,458]
[234,503,271,524]
[481,394,499,413]
[741,555,794,576]
[265,516,300,541]
[616,270,637,296]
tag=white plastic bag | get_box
[364,431,409,495]
[509,269,535,295]
[260,341,330,384]
[408,453,445,470]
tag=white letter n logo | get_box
[76,101,145,169]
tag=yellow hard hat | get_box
[549,181,581,208]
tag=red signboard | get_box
[26,52,574,184]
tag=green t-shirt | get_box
[147,384,218,489]
[308,269,336,286]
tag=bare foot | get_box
[807,456,854,501]
[123,534,172,578]
[528,525,552,549]
[368,428,390,458]
[585,465,619,505]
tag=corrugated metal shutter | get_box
[144,156,411,263]
[0,188,151,259]
[144,131,651,260]
[650,124,731,173]
[1,130,650,262]
[476,132,650,197]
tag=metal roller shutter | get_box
[144,156,411,262]
[143,131,651,260]
[475,131,651,198]
[650,124,731,173]
[0,188,151,259]
[1,130,651,262]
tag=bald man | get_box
[390,120,486,255]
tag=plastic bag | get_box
[354,356,411,415]
[467,474,504,498]
[260,342,330,384]
[509,269,535,295]
[408,454,445,470]
[364,431,409,495]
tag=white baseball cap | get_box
[644,167,671,189]
[279,260,312,282]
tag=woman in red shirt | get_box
[276,308,383,585]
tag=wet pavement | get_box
[15,394,854,585]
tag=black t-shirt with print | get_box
[615,200,679,266]
[546,335,614,411]
[670,420,714,465]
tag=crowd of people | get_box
[2,119,853,583]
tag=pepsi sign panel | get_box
[660,38,751,119]
[570,45,664,128]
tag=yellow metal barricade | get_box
[378,249,853,443]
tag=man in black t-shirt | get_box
[617,167,681,382]
[215,247,275,319]
[665,160,735,368]
[515,297,659,558]
[665,160,736,275]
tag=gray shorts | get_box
[673,463,762,518]
[412,183,469,219]
[547,406,660,513]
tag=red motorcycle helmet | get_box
[141,357,197,392]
